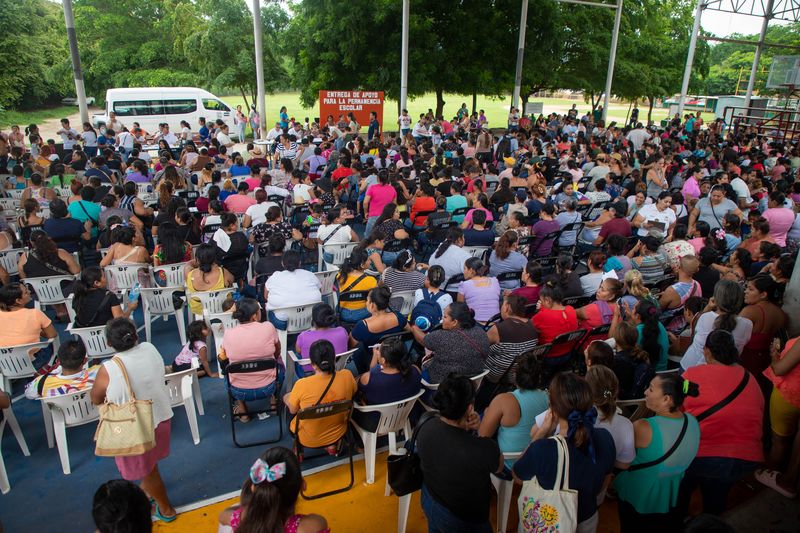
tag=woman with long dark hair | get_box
[428,226,470,286]
[72,266,137,327]
[514,372,616,531]
[457,257,500,323]
[153,222,192,267]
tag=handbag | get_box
[517,435,578,533]
[94,357,156,457]
[387,413,437,496]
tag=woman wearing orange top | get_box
[739,275,788,387]
[532,281,578,358]
[740,217,775,259]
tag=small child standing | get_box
[170,320,217,378]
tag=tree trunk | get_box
[647,96,655,125]
[239,87,250,112]
[435,88,445,118]
[589,90,596,111]
[471,91,477,116]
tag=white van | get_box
[92,87,238,139]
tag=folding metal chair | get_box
[225,359,284,448]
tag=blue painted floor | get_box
[0,305,340,532]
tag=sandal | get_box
[153,503,178,523]
[754,469,797,498]
[232,403,251,423]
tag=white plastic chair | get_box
[0,340,55,393]
[150,262,189,288]
[6,189,24,200]
[318,242,358,271]
[420,369,489,411]
[189,288,235,321]
[491,451,523,533]
[25,275,76,309]
[0,248,25,277]
[66,325,115,360]
[315,269,339,307]
[270,302,319,384]
[0,405,32,494]
[103,264,148,297]
[139,287,187,345]
[390,289,416,316]
[164,368,203,445]
[352,390,423,484]
[0,198,17,212]
[54,187,71,198]
[39,388,100,474]
[288,347,357,382]
[462,245,490,260]
[205,310,240,379]
[136,182,155,201]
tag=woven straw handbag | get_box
[94,357,155,457]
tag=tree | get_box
[0,0,69,109]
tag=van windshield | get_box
[202,99,230,112]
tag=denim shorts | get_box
[228,365,284,401]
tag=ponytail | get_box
[73,267,103,318]
[434,227,463,259]
[464,256,489,277]
[495,231,517,261]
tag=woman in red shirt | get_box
[679,330,764,515]
[532,281,578,358]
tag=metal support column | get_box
[601,0,623,123]
[63,0,89,124]
[252,0,267,136]
[400,0,409,113]
[512,0,529,110]
[744,0,775,109]
[678,0,704,117]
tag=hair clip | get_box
[249,458,286,485]
[682,380,689,394]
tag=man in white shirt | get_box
[266,123,283,143]
[398,109,412,136]
[289,123,305,141]
[57,118,80,151]
[412,116,430,141]
[216,124,234,148]
[730,170,754,213]
[625,123,651,151]
[153,123,178,146]
[106,112,124,134]
[116,128,135,159]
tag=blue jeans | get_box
[340,307,370,323]
[365,216,379,237]
[228,364,284,402]
[677,457,758,516]
[267,310,288,330]
[421,485,492,533]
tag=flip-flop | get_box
[232,403,251,423]
[153,503,177,523]
[754,469,797,498]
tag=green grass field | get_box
[0,106,77,129]
[218,92,692,131]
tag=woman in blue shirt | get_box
[279,106,289,130]
[348,287,407,373]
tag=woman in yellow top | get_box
[336,248,378,323]
[185,243,234,316]
[285,339,356,455]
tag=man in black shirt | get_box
[463,209,495,247]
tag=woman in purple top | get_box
[530,203,560,257]
[458,257,501,323]
[124,160,151,183]
[294,303,349,376]
[354,335,422,431]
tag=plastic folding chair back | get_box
[288,348,359,382]
[389,289,416,316]
[225,359,283,448]
[190,288,235,319]
[315,269,339,306]
[549,328,588,359]
[25,275,76,308]
[0,248,25,277]
[0,198,17,212]
[294,399,355,499]
[39,388,99,474]
[420,369,489,411]
[0,341,53,392]
[150,262,190,288]
[462,246,490,261]
[205,310,239,379]
[66,325,115,360]
[271,302,320,382]
[318,242,358,271]
[104,264,148,293]
[164,368,203,445]
[496,270,522,285]
[352,390,423,484]
[140,287,188,345]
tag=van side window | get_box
[202,99,230,112]
[114,100,164,116]
[163,99,198,115]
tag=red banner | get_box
[319,90,384,130]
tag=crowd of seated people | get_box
[4,109,800,533]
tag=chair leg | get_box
[363,431,377,485]
[144,309,152,344]
[175,308,187,346]
[496,479,513,533]
[184,399,200,445]
[397,493,412,533]
[3,408,30,456]
[0,447,9,494]
[41,402,54,449]
[192,374,205,415]
[53,420,71,475]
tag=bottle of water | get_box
[128,282,141,303]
